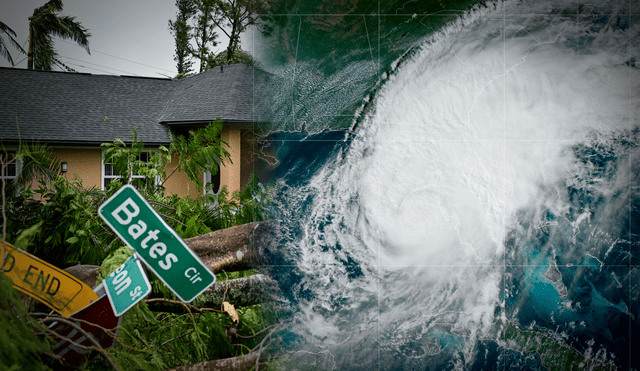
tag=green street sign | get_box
[99,185,215,303]
[104,255,151,316]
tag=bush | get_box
[0,274,52,371]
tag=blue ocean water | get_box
[257,0,640,369]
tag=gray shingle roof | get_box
[160,64,271,125]
[0,64,266,146]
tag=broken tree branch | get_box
[166,352,259,371]
[146,274,278,312]
[62,221,273,291]
[199,274,278,308]
[184,221,272,273]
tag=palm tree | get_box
[0,21,25,65]
[27,0,90,70]
[13,143,61,191]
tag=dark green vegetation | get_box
[2,120,245,268]
[0,273,52,371]
[0,21,25,65]
[27,0,91,71]
[0,121,281,370]
[501,322,616,371]
[169,0,197,76]
[80,246,282,371]
[169,0,265,77]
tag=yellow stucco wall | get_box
[47,125,246,197]
[240,129,258,187]
[163,154,202,198]
[50,147,102,189]
[220,126,242,195]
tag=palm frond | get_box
[42,0,63,13]
[0,21,25,65]
[32,31,56,70]
[28,1,90,70]
[0,38,13,64]
[14,143,60,192]
[56,15,90,53]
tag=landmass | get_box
[500,321,616,371]
[543,259,568,298]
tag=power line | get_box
[59,39,176,73]
[59,61,116,75]
[59,55,140,75]
[12,56,27,67]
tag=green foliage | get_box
[1,124,278,370]
[209,0,266,66]
[172,71,194,79]
[89,248,281,370]
[189,0,219,72]
[0,187,44,246]
[0,21,25,65]
[215,268,261,282]
[97,302,281,370]
[0,274,52,371]
[204,47,260,69]
[101,129,171,195]
[1,176,117,267]
[95,245,133,286]
[1,143,60,197]
[33,177,116,266]
[28,0,91,70]
[205,172,272,230]
[170,0,265,73]
[169,0,196,75]
[13,142,61,192]
[168,118,230,189]
[12,221,42,252]
[102,122,229,196]
[2,124,269,267]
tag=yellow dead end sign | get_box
[1,242,99,317]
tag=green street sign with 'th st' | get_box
[104,255,151,316]
[98,185,215,303]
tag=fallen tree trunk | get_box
[200,274,277,308]
[184,221,272,273]
[64,264,101,288]
[64,221,272,289]
[166,352,259,371]
[146,274,279,312]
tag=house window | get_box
[204,160,221,195]
[0,151,19,187]
[103,151,154,190]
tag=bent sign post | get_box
[104,255,151,316]
[98,185,215,303]
[1,241,99,317]
[49,285,121,368]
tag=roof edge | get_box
[164,119,266,126]
[0,139,170,147]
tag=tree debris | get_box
[184,221,272,273]
[63,222,273,289]
[222,301,239,323]
[145,274,279,313]
[166,352,259,371]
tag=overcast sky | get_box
[0,0,251,78]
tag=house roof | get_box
[0,64,267,146]
[160,64,270,125]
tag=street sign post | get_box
[1,241,99,317]
[104,255,151,316]
[98,185,215,303]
